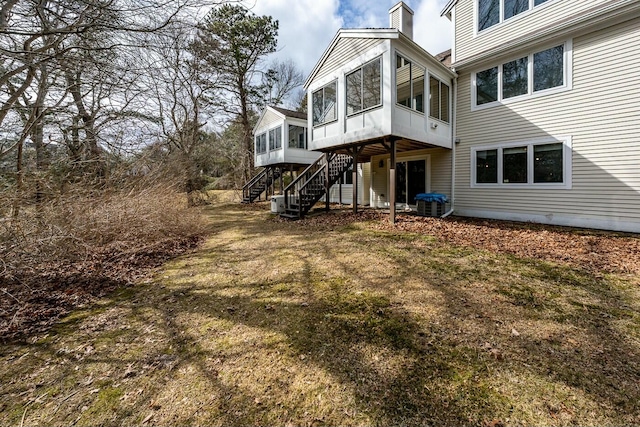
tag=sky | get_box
[242,0,452,79]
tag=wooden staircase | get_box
[242,168,281,203]
[281,153,353,219]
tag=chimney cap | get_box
[389,2,414,16]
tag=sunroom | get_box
[304,2,456,218]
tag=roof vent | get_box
[389,2,414,40]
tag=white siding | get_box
[256,109,282,132]
[315,38,385,81]
[454,0,635,65]
[454,18,640,232]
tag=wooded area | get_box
[0,0,304,338]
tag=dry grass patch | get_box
[1,202,639,426]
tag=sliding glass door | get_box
[395,159,426,206]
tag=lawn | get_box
[1,197,639,426]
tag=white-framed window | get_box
[346,57,382,116]
[429,76,450,123]
[471,136,572,189]
[288,124,306,149]
[472,40,571,109]
[396,54,425,113]
[255,132,267,154]
[312,80,337,126]
[477,0,552,33]
[268,126,282,151]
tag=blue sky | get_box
[245,0,452,77]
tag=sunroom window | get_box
[473,139,569,187]
[396,54,424,113]
[429,76,450,123]
[255,132,267,154]
[346,57,382,116]
[288,125,306,149]
[268,126,282,151]
[474,42,568,107]
[312,80,337,126]
[478,0,552,32]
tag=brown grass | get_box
[0,185,208,340]
[1,201,639,426]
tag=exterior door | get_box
[395,159,426,206]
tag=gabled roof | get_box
[304,28,456,89]
[440,0,457,18]
[304,28,400,89]
[253,106,306,134]
[271,106,306,120]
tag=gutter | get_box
[441,75,457,218]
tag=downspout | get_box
[441,74,458,218]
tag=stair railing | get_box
[242,168,267,201]
[283,155,325,210]
[283,153,353,218]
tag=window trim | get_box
[471,39,572,111]
[475,0,558,36]
[312,79,338,128]
[428,74,451,124]
[345,56,383,118]
[471,136,572,189]
[395,52,426,115]
[268,125,282,151]
[288,124,307,150]
[255,132,267,155]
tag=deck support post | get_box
[389,139,396,224]
[325,152,330,212]
[352,148,358,214]
[279,167,284,195]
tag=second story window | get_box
[396,54,425,113]
[255,132,267,154]
[288,125,307,149]
[478,0,551,32]
[346,57,382,116]
[474,42,570,108]
[312,80,337,126]
[429,76,450,123]
[268,126,282,151]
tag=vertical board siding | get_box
[454,18,640,230]
[455,0,623,64]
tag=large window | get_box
[346,57,382,116]
[255,132,267,154]
[472,138,570,188]
[312,80,337,126]
[429,76,450,123]
[268,126,282,151]
[288,125,306,149]
[478,0,551,32]
[396,54,425,113]
[474,42,570,108]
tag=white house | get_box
[244,106,321,203]
[247,1,640,232]
[303,2,456,218]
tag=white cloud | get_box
[245,0,452,83]
[413,0,452,56]
[246,0,343,78]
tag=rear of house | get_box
[443,0,640,232]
